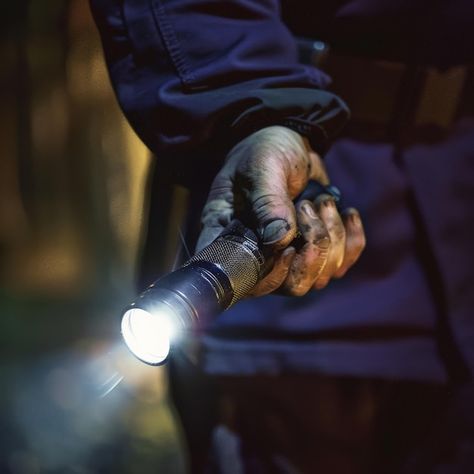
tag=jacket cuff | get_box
[229,88,350,156]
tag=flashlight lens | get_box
[121,308,174,365]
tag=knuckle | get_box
[286,283,311,297]
[256,282,279,296]
[333,268,347,279]
[250,278,278,297]
[313,235,331,254]
[311,254,328,279]
[314,277,330,290]
[331,222,346,242]
[353,233,367,252]
[284,263,312,296]
[334,251,345,269]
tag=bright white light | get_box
[121,308,176,365]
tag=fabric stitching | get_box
[150,0,198,87]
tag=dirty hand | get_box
[196,126,365,296]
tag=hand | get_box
[196,126,365,296]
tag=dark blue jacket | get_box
[91,0,474,383]
[90,0,350,184]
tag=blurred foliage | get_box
[0,0,148,339]
[0,1,185,472]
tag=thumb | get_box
[250,188,298,249]
[239,129,322,248]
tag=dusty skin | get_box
[197,126,366,297]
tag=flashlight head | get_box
[121,307,176,365]
[119,263,230,365]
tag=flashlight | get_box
[121,220,268,365]
[121,184,342,366]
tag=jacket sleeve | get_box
[90,0,349,173]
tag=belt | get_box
[298,39,473,142]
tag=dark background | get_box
[0,1,185,472]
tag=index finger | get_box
[196,174,234,252]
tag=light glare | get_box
[121,308,176,365]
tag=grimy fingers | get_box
[313,195,347,289]
[281,199,330,296]
[249,247,296,297]
[334,208,366,278]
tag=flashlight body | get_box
[122,220,268,355]
[127,261,234,332]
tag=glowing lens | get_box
[121,308,176,365]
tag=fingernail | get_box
[262,219,290,244]
[303,202,317,218]
[350,212,361,226]
[315,194,335,209]
[323,198,336,208]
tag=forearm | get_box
[90,0,349,170]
